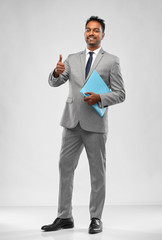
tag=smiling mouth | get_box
[88,37,96,40]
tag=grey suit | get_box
[48,48,125,219]
[49,48,125,133]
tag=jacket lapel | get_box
[80,50,86,83]
[80,48,105,83]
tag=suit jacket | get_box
[48,48,125,133]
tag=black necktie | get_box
[85,52,94,78]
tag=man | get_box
[41,16,125,234]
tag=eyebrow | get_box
[86,27,100,30]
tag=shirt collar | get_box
[86,47,101,55]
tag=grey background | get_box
[0,0,162,206]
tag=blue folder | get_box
[80,70,111,117]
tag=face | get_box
[84,21,105,50]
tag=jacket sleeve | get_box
[99,57,126,107]
[48,57,69,87]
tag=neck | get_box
[87,45,101,51]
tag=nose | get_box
[89,29,94,35]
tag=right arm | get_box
[48,54,69,87]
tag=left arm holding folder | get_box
[99,58,125,108]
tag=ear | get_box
[102,33,105,40]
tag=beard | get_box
[85,38,100,46]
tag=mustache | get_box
[87,35,96,38]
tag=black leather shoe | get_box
[88,218,103,234]
[41,217,74,232]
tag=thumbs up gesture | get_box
[54,54,65,77]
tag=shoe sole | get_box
[89,229,102,234]
[42,224,74,232]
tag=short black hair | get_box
[85,16,105,33]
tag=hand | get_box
[84,92,101,105]
[53,54,65,77]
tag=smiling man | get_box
[41,16,125,234]
[85,20,105,49]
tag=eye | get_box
[94,29,100,33]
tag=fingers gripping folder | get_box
[80,70,111,117]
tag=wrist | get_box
[53,68,59,78]
[97,94,101,102]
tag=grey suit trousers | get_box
[57,123,107,220]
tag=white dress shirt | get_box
[85,47,101,67]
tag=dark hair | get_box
[85,16,105,32]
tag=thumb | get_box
[59,54,62,62]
